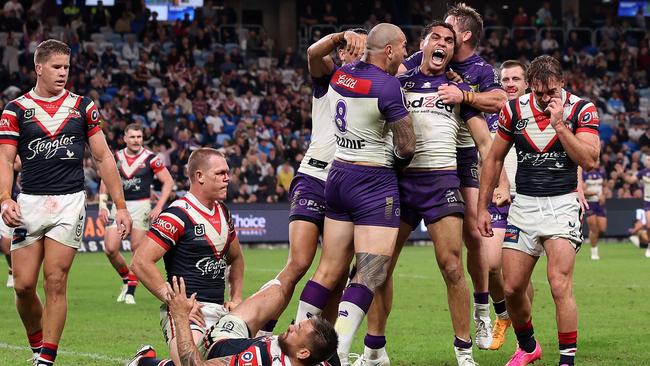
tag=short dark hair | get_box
[187,148,226,183]
[526,55,563,85]
[445,3,483,49]
[34,39,71,64]
[304,317,338,366]
[124,123,142,134]
[500,60,528,81]
[336,28,368,52]
[421,20,457,47]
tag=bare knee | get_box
[503,280,528,299]
[285,256,312,282]
[14,280,38,298]
[439,257,464,285]
[44,271,69,297]
[548,272,573,301]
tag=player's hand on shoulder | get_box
[446,69,463,83]
[438,83,463,105]
[546,97,565,129]
[1,199,21,227]
[115,208,133,239]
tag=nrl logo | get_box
[194,223,205,236]
[24,109,35,119]
[515,118,529,130]
[404,81,415,89]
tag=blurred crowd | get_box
[2,0,650,202]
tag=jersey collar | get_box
[185,192,215,216]
[28,88,68,102]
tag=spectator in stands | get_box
[3,0,24,21]
[536,1,553,26]
[541,31,559,52]
[607,91,626,115]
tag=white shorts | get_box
[198,313,250,358]
[11,191,86,251]
[504,192,583,257]
[108,199,151,231]
[160,301,228,344]
[0,219,14,239]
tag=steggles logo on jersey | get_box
[195,257,227,279]
[122,176,142,191]
[517,150,568,167]
[26,134,76,160]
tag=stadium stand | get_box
[1,0,649,204]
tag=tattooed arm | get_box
[352,253,391,292]
[389,115,416,168]
[167,277,208,366]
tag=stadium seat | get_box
[599,124,614,142]
[90,33,106,44]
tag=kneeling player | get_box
[128,276,338,366]
[132,148,244,366]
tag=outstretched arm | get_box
[308,30,365,77]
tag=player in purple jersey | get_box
[478,56,600,366]
[128,276,338,366]
[98,123,174,305]
[399,3,509,350]
[258,28,368,337]
[132,148,244,366]
[0,39,132,366]
[624,155,650,257]
[294,23,415,366]
[354,21,492,366]
[582,168,607,260]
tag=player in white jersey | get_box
[98,123,173,305]
[353,21,491,366]
[257,28,368,337]
[295,23,415,366]
[0,39,131,366]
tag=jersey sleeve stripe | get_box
[576,127,598,135]
[159,212,185,228]
[0,138,18,145]
[147,231,171,251]
[87,125,101,137]
[2,110,17,118]
[0,131,19,136]
[497,128,513,142]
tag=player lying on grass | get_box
[129,276,338,366]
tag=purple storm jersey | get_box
[403,52,501,136]
[327,60,409,167]
[0,89,101,195]
[148,193,237,304]
[498,90,600,197]
[115,148,165,201]
[582,168,605,203]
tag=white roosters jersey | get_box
[327,61,409,168]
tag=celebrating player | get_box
[583,167,607,260]
[98,123,174,304]
[0,39,132,366]
[400,3,509,347]
[258,28,368,336]
[354,21,491,366]
[478,55,600,366]
[128,276,337,366]
[132,148,244,366]
[294,23,415,365]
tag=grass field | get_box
[0,241,648,365]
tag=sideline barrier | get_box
[78,199,642,252]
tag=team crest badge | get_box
[194,224,205,236]
[404,81,415,89]
[67,107,81,118]
[515,118,528,131]
[24,109,35,119]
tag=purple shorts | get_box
[644,201,650,211]
[586,201,606,217]
[289,172,326,230]
[325,160,400,228]
[399,170,464,229]
[456,146,479,188]
[488,202,510,229]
